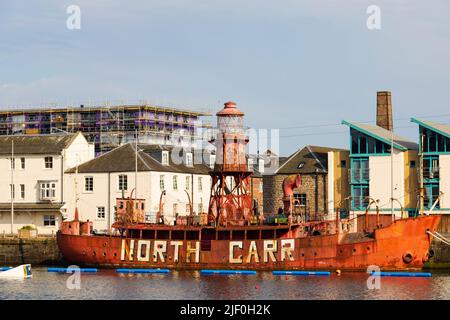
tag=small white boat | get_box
[0,264,32,279]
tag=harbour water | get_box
[1,268,450,300]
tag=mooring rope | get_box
[427,230,450,246]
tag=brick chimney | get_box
[376,91,393,131]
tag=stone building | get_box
[263,145,349,219]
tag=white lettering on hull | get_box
[119,239,297,264]
[229,241,243,263]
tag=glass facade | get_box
[420,126,448,209]
[349,128,392,210]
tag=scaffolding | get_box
[0,103,212,155]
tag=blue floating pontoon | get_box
[47,267,98,273]
[201,270,257,275]
[116,268,170,274]
[371,272,432,278]
[273,270,331,276]
[0,267,13,271]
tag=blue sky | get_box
[1,0,450,155]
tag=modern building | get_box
[411,118,450,213]
[0,133,95,235]
[263,145,349,219]
[342,92,419,218]
[0,103,211,155]
[64,144,213,232]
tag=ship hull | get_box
[57,215,440,271]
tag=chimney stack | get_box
[376,91,393,131]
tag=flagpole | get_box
[11,140,14,235]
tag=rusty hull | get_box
[57,215,440,271]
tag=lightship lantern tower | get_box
[208,101,253,226]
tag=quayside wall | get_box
[0,237,62,266]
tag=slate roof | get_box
[411,118,450,138]
[342,121,418,151]
[66,143,212,174]
[276,145,348,175]
[0,133,80,155]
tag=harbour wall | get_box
[0,237,62,266]
[425,236,450,269]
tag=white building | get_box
[0,133,95,235]
[411,118,450,214]
[341,121,419,218]
[64,144,213,232]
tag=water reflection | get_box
[1,269,449,300]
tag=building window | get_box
[162,151,169,165]
[85,176,94,192]
[44,156,53,169]
[209,155,216,169]
[10,158,15,169]
[352,185,369,210]
[186,176,191,191]
[173,203,178,216]
[118,175,128,191]
[258,159,265,173]
[198,177,203,192]
[424,183,440,209]
[40,182,56,200]
[43,215,56,226]
[10,184,14,199]
[97,207,106,219]
[20,158,25,169]
[424,156,439,180]
[340,160,346,168]
[160,175,165,191]
[173,175,178,190]
[186,153,193,167]
[159,174,165,191]
[351,158,369,183]
[186,204,191,214]
[350,129,390,155]
[293,193,307,206]
[409,160,416,169]
[248,158,254,171]
[20,184,25,199]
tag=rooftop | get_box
[0,103,211,116]
[66,143,212,174]
[0,133,81,155]
[276,145,348,175]
[411,118,450,138]
[342,120,418,151]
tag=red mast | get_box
[208,101,253,226]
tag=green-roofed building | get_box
[411,118,450,214]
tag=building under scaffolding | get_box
[0,103,212,154]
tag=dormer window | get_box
[297,162,305,169]
[186,152,193,167]
[162,151,169,165]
